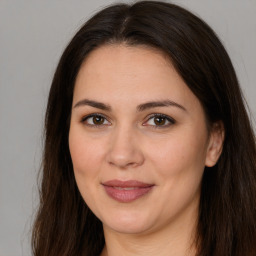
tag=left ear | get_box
[205,121,225,167]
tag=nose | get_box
[106,126,144,169]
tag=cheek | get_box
[147,132,207,215]
[69,128,105,175]
[148,130,208,179]
[68,128,105,208]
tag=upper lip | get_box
[102,179,154,188]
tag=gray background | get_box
[0,1,255,255]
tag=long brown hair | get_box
[32,1,256,255]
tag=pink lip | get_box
[102,179,154,203]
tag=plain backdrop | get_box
[0,1,255,255]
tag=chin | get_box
[104,221,152,235]
[100,209,155,234]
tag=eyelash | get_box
[81,113,110,127]
[144,113,176,128]
[81,113,176,128]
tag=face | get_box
[69,44,222,235]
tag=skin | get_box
[69,44,224,256]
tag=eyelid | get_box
[80,113,175,128]
[81,113,111,127]
[142,113,176,128]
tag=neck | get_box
[100,205,198,256]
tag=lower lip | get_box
[103,185,153,203]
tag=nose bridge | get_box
[106,123,144,168]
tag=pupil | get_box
[93,116,104,124]
[154,117,165,125]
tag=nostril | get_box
[106,130,145,168]
[106,149,144,169]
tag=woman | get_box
[32,1,256,255]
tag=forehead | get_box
[77,44,173,82]
[73,44,199,110]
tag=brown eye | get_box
[93,116,104,125]
[82,114,110,126]
[153,116,166,126]
[143,114,175,128]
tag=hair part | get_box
[32,1,256,256]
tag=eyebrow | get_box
[73,99,111,111]
[137,100,187,112]
[73,98,186,112]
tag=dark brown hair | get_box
[32,1,256,255]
